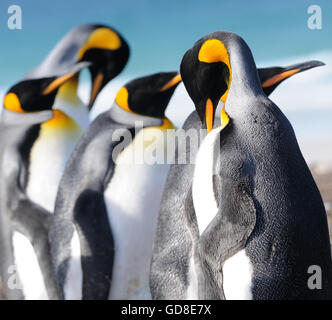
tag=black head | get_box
[180,34,232,132]
[3,73,77,113]
[114,72,182,118]
[78,25,130,109]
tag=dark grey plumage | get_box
[0,110,61,300]
[150,31,332,300]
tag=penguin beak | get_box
[42,61,91,95]
[160,74,182,92]
[261,60,325,90]
[88,72,104,110]
[205,98,215,133]
[43,73,76,95]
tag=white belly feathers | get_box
[104,126,174,299]
[12,232,49,300]
[26,109,82,212]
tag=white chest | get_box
[222,250,253,300]
[26,118,82,213]
[53,96,89,131]
[12,232,49,300]
[192,128,221,235]
[104,127,173,299]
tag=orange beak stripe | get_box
[262,69,300,88]
[160,74,182,92]
[205,98,214,133]
[43,73,75,95]
[89,73,104,107]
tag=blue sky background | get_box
[0,0,331,86]
[0,0,331,163]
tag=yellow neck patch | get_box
[115,87,131,113]
[78,28,122,60]
[220,105,230,129]
[158,117,174,130]
[3,92,25,113]
[42,109,79,131]
[57,75,80,104]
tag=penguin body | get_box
[0,24,129,300]
[0,109,59,299]
[150,32,332,300]
[50,72,181,300]
[105,121,174,299]
[0,67,88,299]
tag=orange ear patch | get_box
[78,28,122,60]
[3,92,24,113]
[198,39,231,71]
[115,87,131,113]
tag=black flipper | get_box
[50,112,133,300]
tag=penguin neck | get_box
[52,75,90,131]
[55,75,81,105]
[0,108,53,126]
[225,39,264,111]
[109,101,166,128]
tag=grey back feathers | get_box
[23,25,96,80]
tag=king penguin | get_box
[0,24,130,300]
[24,24,130,130]
[150,31,332,300]
[0,61,92,300]
[49,71,182,300]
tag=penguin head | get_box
[77,25,130,109]
[3,72,80,113]
[258,60,325,96]
[180,33,233,132]
[114,72,182,118]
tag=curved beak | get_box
[88,72,104,110]
[260,60,325,96]
[42,61,91,96]
[160,74,182,92]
